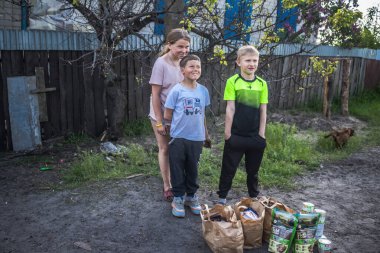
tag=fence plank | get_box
[127,53,136,120]
[48,51,62,136]
[134,52,144,118]
[82,53,96,136]
[1,51,15,149]
[58,51,67,134]
[72,51,82,132]
[0,51,5,150]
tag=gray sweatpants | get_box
[169,138,203,197]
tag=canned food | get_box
[315,209,327,239]
[318,238,332,253]
[301,202,315,213]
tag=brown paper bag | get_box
[200,204,244,253]
[259,196,295,243]
[234,197,265,249]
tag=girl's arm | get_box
[259,103,267,138]
[224,100,235,140]
[151,84,166,135]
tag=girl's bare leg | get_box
[151,121,171,191]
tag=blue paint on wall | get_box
[276,0,298,32]
[224,0,252,41]
[154,0,165,35]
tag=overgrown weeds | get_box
[63,88,380,190]
[63,144,158,187]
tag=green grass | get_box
[62,88,380,189]
[63,143,158,186]
[123,118,153,137]
[64,133,91,145]
[199,123,320,190]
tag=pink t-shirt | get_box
[148,56,184,121]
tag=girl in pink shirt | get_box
[149,29,190,201]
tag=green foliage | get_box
[309,57,338,77]
[358,27,380,49]
[359,6,380,49]
[320,6,363,48]
[123,118,152,137]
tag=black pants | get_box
[217,134,266,198]
[169,138,203,197]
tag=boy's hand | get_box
[204,138,212,148]
[165,125,171,134]
[224,132,231,140]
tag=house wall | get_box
[0,1,21,29]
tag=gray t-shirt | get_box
[148,56,183,121]
[165,83,210,141]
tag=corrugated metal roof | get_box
[0,29,379,60]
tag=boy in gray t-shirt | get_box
[164,55,210,218]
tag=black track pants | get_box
[169,138,203,197]
[217,134,266,198]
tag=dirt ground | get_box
[0,112,379,253]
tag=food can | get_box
[318,238,332,253]
[315,209,326,239]
[301,202,315,213]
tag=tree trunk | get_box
[341,59,351,116]
[104,65,127,139]
[323,76,333,119]
[164,0,185,34]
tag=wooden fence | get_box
[0,50,376,151]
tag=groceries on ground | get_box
[200,198,333,253]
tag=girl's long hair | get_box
[158,28,191,56]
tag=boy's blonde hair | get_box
[237,45,259,61]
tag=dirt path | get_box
[0,145,379,253]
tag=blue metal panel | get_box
[0,29,378,59]
[7,76,41,151]
[224,0,252,41]
[276,0,298,32]
[154,0,165,35]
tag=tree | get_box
[58,0,361,136]
[358,6,380,49]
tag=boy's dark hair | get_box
[180,54,201,68]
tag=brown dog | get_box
[325,128,355,148]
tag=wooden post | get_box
[323,75,333,119]
[341,59,351,116]
[323,76,329,118]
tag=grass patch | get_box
[199,123,320,190]
[62,89,379,189]
[63,143,158,186]
[64,133,91,145]
[123,118,153,137]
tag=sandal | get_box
[163,188,173,202]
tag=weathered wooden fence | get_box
[0,50,377,151]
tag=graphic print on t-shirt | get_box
[183,97,202,115]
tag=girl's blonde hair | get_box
[159,28,191,56]
[237,45,260,61]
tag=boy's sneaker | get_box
[217,198,227,205]
[171,197,185,218]
[185,194,202,215]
